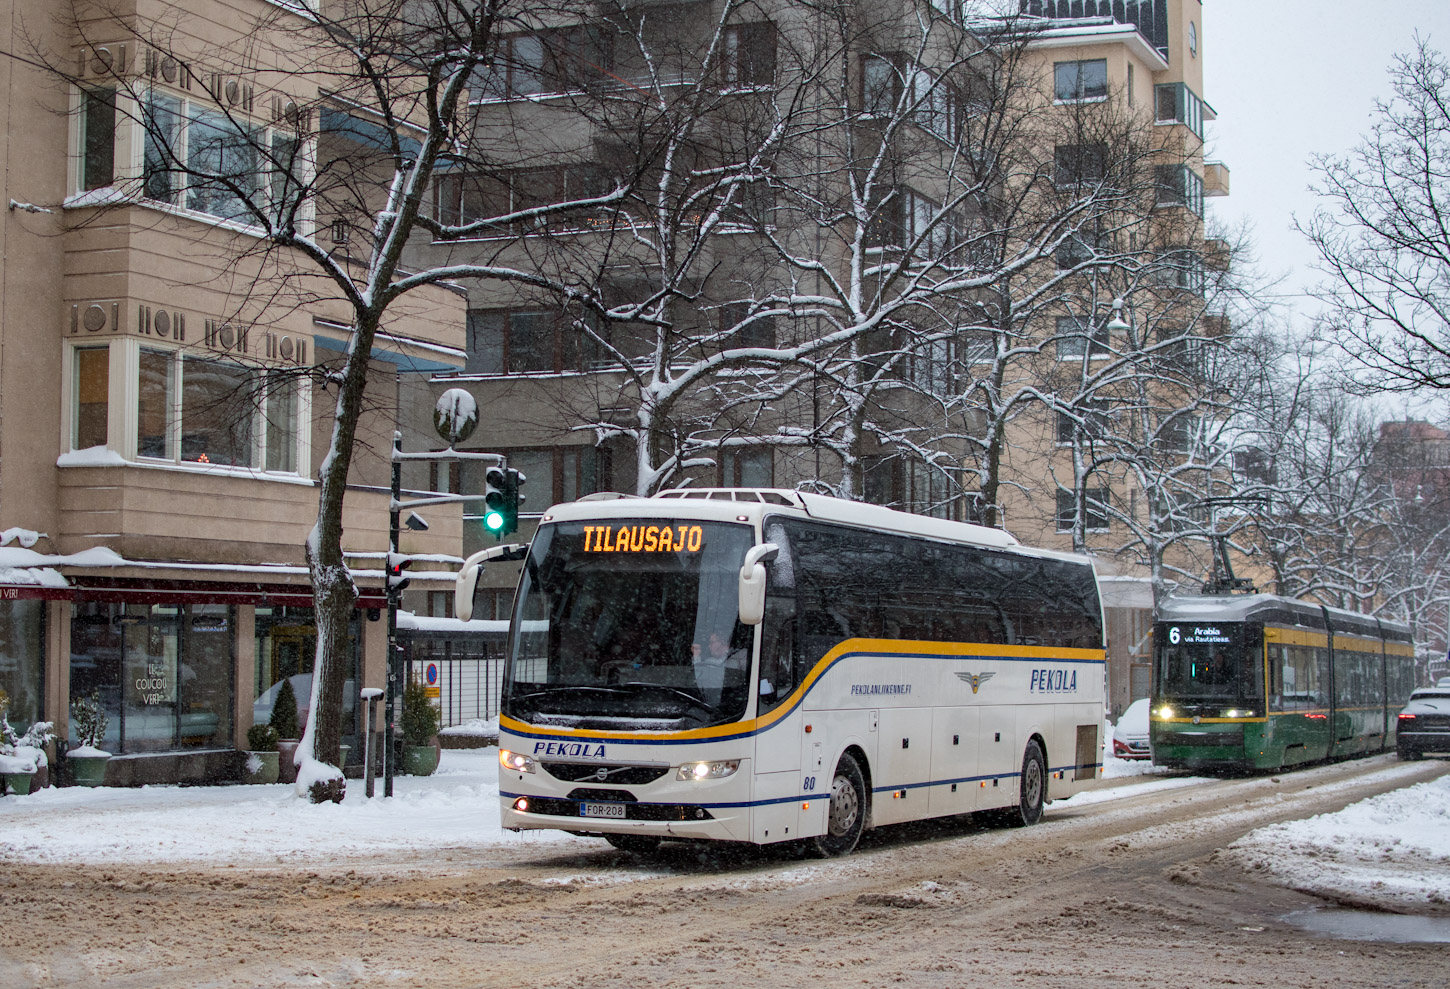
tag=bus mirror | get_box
[738,543,779,626]
[455,563,481,621]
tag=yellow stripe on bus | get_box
[501,637,1106,742]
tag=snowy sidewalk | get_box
[0,749,584,866]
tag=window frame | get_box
[1055,315,1111,361]
[1053,59,1108,103]
[1154,82,1204,139]
[1154,164,1204,216]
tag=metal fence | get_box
[398,627,508,727]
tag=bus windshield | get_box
[1155,621,1264,709]
[504,519,755,729]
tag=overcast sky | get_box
[1204,1,1450,312]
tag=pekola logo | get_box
[1030,668,1078,693]
[533,741,607,758]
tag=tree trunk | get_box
[297,314,379,802]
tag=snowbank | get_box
[1224,771,1450,912]
[0,748,584,866]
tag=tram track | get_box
[1,754,1445,988]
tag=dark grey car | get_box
[1397,688,1450,759]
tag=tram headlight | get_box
[499,749,537,774]
[1223,709,1257,719]
[1156,705,1175,719]
[676,759,740,781]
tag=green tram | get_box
[1151,595,1416,771]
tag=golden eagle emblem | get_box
[955,671,995,694]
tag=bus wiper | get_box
[515,685,629,700]
[615,681,711,709]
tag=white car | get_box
[1435,676,1450,688]
[1112,697,1152,760]
[1397,687,1450,760]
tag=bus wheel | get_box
[1010,741,1047,827]
[605,834,662,855]
[811,754,867,857]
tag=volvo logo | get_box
[592,767,611,782]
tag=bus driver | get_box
[692,631,748,697]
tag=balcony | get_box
[1203,161,1231,198]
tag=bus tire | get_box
[810,754,867,857]
[605,833,662,854]
[1009,741,1047,827]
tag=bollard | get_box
[360,687,384,797]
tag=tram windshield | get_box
[504,520,755,729]
[1155,621,1264,709]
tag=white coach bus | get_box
[455,489,1105,856]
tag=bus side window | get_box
[758,594,797,711]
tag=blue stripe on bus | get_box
[506,649,1106,748]
[501,764,1100,810]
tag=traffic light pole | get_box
[383,432,507,797]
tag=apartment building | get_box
[0,0,466,783]
[398,0,1228,714]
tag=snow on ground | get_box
[0,748,589,867]
[1224,766,1450,912]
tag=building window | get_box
[720,447,774,487]
[73,346,110,449]
[79,86,117,191]
[1055,316,1110,360]
[722,22,777,86]
[139,89,302,226]
[1054,143,1107,188]
[862,54,900,116]
[1154,82,1204,138]
[1057,487,1110,532]
[135,348,305,472]
[1054,59,1107,102]
[718,303,777,349]
[1056,400,1111,444]
[466,309,595,374]
[1154,164,1204,216]
[69,601,235,755]
[869,188,950,254]
[860,55,960,142]
[862,454,965,520]
[473,26,615,99]
[1055,219,1107,269]
[1152,249,1207,294]
[1127,63,1134,107]
[433,163,613,233]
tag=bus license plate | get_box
[581,802,626,819]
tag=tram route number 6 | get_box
[1168,626,1181,645]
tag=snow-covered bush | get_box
[71,693,108,750]
[401,676,440,746]
[247,723,278,752]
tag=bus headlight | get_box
[677,759,740,781]
[499,749,537,774]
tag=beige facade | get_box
[0,0,467,782]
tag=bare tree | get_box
[1303,38,1450,393]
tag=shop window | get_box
[253,605,360,752]
[68,601,234,754]
[72,346,110,449]
[0,599,46,732]
[1054,59,1107,102]
[80,86,117,191]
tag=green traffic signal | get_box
[484,509,505,531]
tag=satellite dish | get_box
[433,388,479,446]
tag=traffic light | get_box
[500,467,526,535]
[386,552,413,596]
[482,465,507,534]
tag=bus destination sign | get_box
[583,524,704,554]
